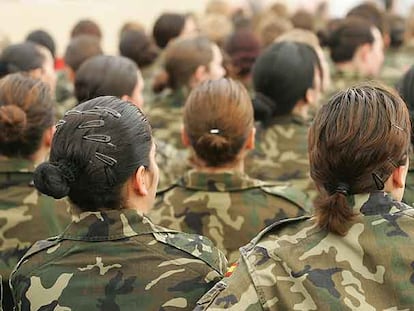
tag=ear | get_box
[181,126,191,147]
[132,166,149,196]
[29,68,43,79]
[193,65,208,84]
[392,165,406,189]
[357,43,372,62]
[304,88,316,104]
[244,127,256,151]
[44,126,55,147]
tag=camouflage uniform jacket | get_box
[245,115,316,198]
[0,158,70,282]
[381,46,414,88]
[148,170,311,263]
[147,87,189,150]
[195,191,414,310]
[11,208,227,310]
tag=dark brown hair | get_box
[71,19,102,39]
[328,17,375,63]
[152,13,187,49]
[184,78,253,167]
[347,3,388,35]
[0,73,54,158]
[309,83,411,235]
[64,35,103,72]
[153,36,214,93]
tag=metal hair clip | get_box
[81,110,103,117]
[55,120,66,128]
[78,119,105,129]
[95,152,117,166]
[94,106,121,118]
[83,134,111,143]
[392,124,404,131]
[372,172,385,190]
[64,110,82,116]
[210,128,220,134]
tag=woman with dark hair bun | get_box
[0,73,69,310]
[149,78,310,263]
[245,41,322,197]
[11,96,226,310]
[196,83,414,310]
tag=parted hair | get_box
[0,73,54,158]
[34,96,152,211]
[184,78,253,167]
[309,83,411,235]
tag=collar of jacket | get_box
[62,208,176,241]
[176,169,268,192]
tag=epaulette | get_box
[16,236,60,267]
[246,215,311,249]
[153,231,223,271]
[260,184,311,212]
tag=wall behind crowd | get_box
[0,0,211,56]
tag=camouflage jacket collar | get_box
[0,157,35,173]
[333,69,363,81]
[164,86,189,108]
[177,170,266,192]
[62,208,173,241]
[360,191,410,216]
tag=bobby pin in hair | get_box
[78,119,105,129]
[55,120,66,128]
[372,172,385,190]
[392,124,404,131]
[65,110,82,116]
[210,128,220,134]
[83,134,111,143]
[95,152,117,166]
[94,106,121,118]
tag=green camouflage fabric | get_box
[147,87,189,150]
[54,70,77,119]
[0,158,70,308]
[328,70,368,98]
[148,170,311,263]
[403,152,414,207]
[195,191,414,310]
[380,46,414,89]
[11,208,227,310]
[245,115,317,199]
[156,139,190,191]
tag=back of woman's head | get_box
[152,13,187,49]
[224,29,261,78]
[397,65,414,145]
[64,35,103,72]
[0,42,45,78]
[119,30,159,69]
[252,41,319,125]
[153,36,214,93]
[184,78,253,167]
[26,29,56,59]
[0,73,54,158]
[71,19,102,40]
[34,96,152,211]
[75,55,138,103]
[309,83,411,235]
[327,17,374,63]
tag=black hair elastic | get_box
[335,182,350,196]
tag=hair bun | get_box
[0,105,27,142]
[33,162,71,199]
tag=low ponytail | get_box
[314,191,356,236]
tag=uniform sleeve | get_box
[195,259,263,310]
